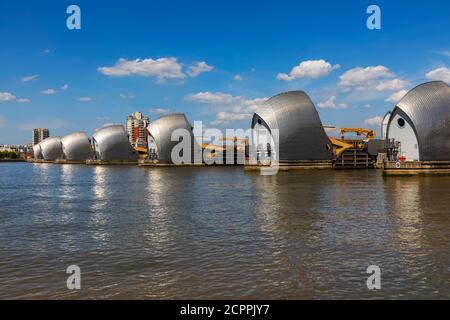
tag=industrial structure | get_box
[146,113,198,163]
[250,91,333,165]
[385,81,450,162]
[198,137,248,165]
[381,112,391,140]
[39,136,63,161]
[32,128,49,146]
[92,125,138,162]
[126,112,149,151]
[26,81,450,174]
[60,131,93,161]
[330,127,382,169]
[33,144,42,160]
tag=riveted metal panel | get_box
[92,125,138,161]
[251,91,333,160]
[391,81,450,161]
[61,131,93,161]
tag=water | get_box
[0,162,449,299]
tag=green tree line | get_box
[0,151,20,159]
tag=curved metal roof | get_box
[251,91,333,160]
[61,131,93,161]
[92,125,138,161]
[33,144,42,159]
[388,81,450,161]
[147,113,195,162]
[40,136,63,160]
[381,111,391,140]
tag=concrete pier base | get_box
[244,160,333,171]
[85,159,138,165]
[27,159,58,164]
[53,159,87,164]
[138,159,206,167]
[384,161,450,176]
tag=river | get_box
[0,163,449,299]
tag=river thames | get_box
[0,162,449,299]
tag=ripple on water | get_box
[0,164,450,299]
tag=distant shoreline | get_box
[0,159,26,162]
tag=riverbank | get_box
[0,158,26,162]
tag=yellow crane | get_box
[195,137,247,148]
[338,128,377,140]
[328,128,377,157]
[198,137,249,159]
[328,137,354,157]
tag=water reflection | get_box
[2,163,450,299]
[248,171,336,298]
[30,164,63,227]
[388,178,424,251]
[92,166,107,206]
[60,165,76,211]
[90,166,110,246]
[144,169,173,252]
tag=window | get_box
[397,118,405,128]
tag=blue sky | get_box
[0,0,449,144]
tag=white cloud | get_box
[318,96,348,109]
[425,67,450,83]
[0,92,16,102]
[21,74,39,82]
[119,93,134,99]
[277,59,340,81]
[339,65,393,89]
[375,78,409,91]
[386,89,408,103]
[77,97,92,102]
[186,91,268,125]
[437,50,450,58]
[0,93,30,103]
[234,74,242,81]
[98,57,186,82]
[42,88,57,95]
[210,112,251,125]
[185,91,240,105]
[337,66,410,104]
[61,84,69,90]
[187,61,214,77]
[150,108,172,114]
[365,116,383,127]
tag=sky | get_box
[0,0,449,144]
